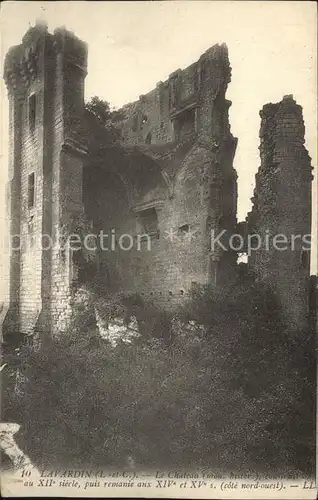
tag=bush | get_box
[7,283,315,476]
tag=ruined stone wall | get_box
[117,44,233,148]
[247,95,313,330]
[84,136,238,307]
[4,27,238,334]
[96,43,239,302]
[84,146,211,306]
[119,83,174,145]
[87,161,207,304]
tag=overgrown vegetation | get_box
[1,280,315,476]
[83,95,125,147]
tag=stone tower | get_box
[3,20,88,335]
[247,95,313,330]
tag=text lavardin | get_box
[39,469,135,479]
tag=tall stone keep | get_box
[247,95,313,330]
[3,20,88,335]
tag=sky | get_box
[0,1,317,297]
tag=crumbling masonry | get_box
[2,21,314,335]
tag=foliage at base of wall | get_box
[1,281,315,476]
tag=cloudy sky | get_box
[0,1,317,289]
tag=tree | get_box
[85,96,124,126]
[85,96,111,125]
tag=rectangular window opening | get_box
[28,172,35,209]
[138,208,159,236]
[28,93,36,131]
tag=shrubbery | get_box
[2,281,315,476]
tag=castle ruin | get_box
[2,21,314,336]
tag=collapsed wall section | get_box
[246,95,313,330]
[117,44,237,294]
[116,44,234,147]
